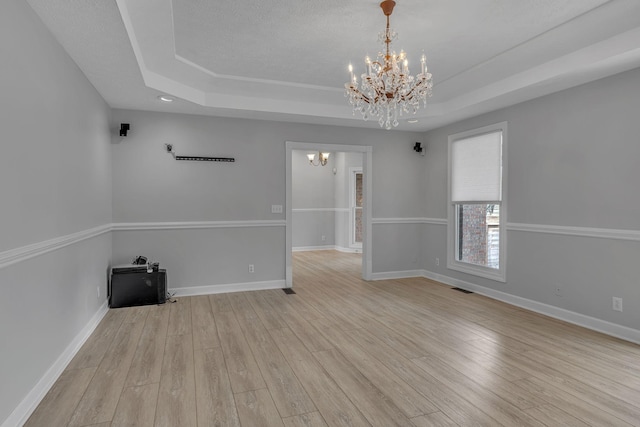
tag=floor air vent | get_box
[452,287,474,294]
[283,288,296,295]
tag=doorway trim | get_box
[285,141,373,286]
[349,167,363,250]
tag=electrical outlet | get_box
[248,264,255,273]
[554,286,562,297]
[613,297,623,312]
[321,235,326,242]
[435,257,439,266]
[97,286,101,298]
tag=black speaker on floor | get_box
[109,266,166,308]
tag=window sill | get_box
[446,260,506,283]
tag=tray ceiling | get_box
[26,0,640,131]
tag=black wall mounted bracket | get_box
[165,144,235,162]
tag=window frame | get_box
[447,122,507,282]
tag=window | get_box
[448,122,507,282]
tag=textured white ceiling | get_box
[25,0,640,131]
[173,0,607,87]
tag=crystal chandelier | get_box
[345,0,433,129]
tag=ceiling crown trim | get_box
[114,0,640,130]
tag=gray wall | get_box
[5,0,639,422]
[292,149,336,249]
[0,0,112,424]
[291,150,363,250]
[111,109,425,287]
[334,152,364,251]
[422,67,640,331]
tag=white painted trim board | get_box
[0,224,111,270]
[292,208,350,213]
[170,280,286,297]
[112,219,286,231]
[372,217,447,225]
[371,269,640,345]
[292,245,361,253]
[1,302,109,427]
[5,219,637,271]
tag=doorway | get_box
[285,141,372,287]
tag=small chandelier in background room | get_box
[345,0,433,129]
[307,152,330,166]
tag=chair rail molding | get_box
[372,217,447,225]
[112,219,286,231]
[0,224,111,270]
[507,222,640,242]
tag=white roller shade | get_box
[451,131,502,202]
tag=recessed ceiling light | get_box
[407,119,419,124]
[158,95,175,102]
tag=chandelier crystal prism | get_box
[345,0,433,130]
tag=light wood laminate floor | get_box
[26,251,640,426]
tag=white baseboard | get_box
[335,246,361,253]
[421,270,640,345]
[2,301,109,427]
[169,280,286,297]
[292,246,336,252]
[370,267,639,344]
[370,270,425,280]
[6,265,637,427]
